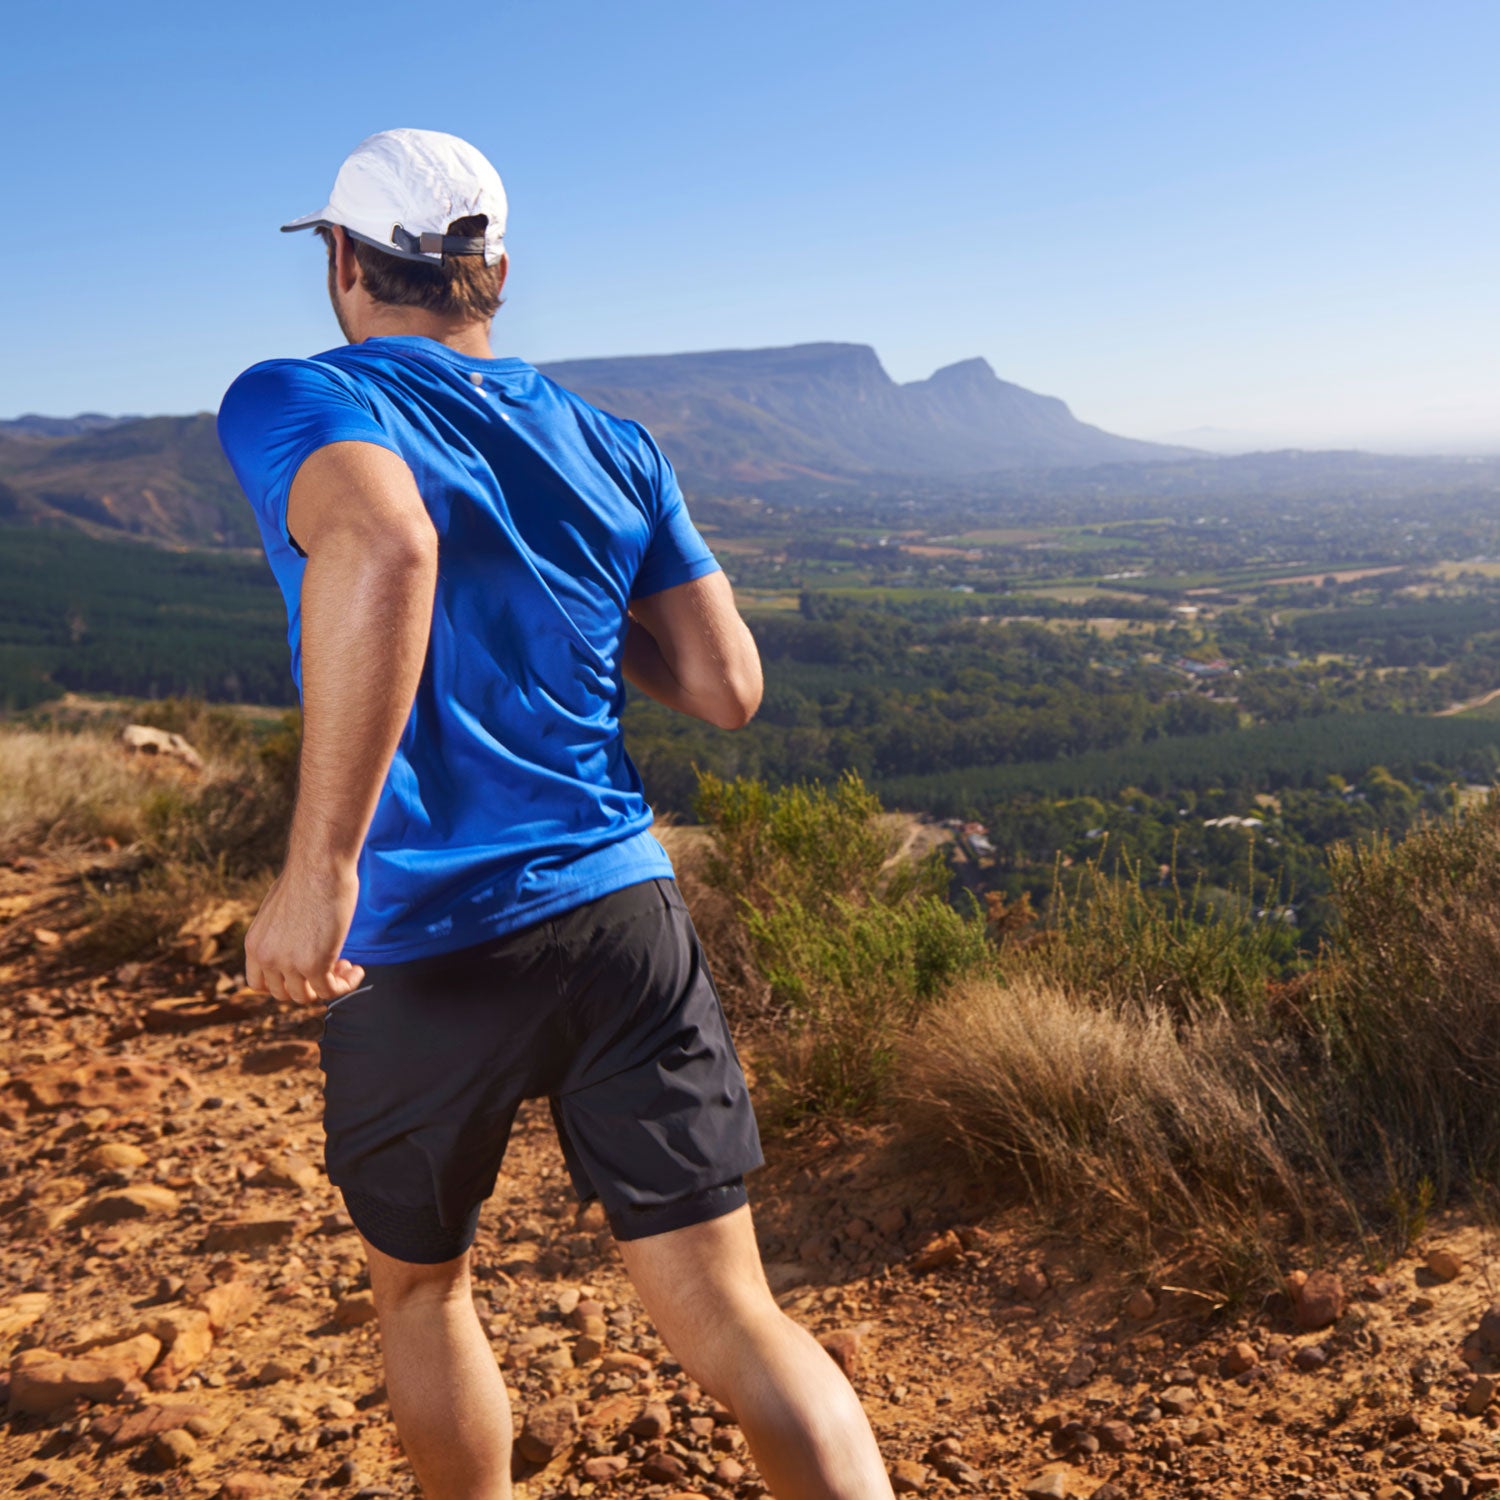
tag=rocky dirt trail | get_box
[8,858,1500,1499]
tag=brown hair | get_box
[319,215,504,322]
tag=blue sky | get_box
[4,0,1497,451]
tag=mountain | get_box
[0,413,136,439]
[540,343,1186,484]
[0,342,1185,546]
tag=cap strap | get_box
[391,224,487,258]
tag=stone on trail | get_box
[1290,1269,1345,1330]
[1124,1288,1156,1321]
[0,1291,50,1341]
[628,1399,673,1440]
[4,1055,190,1114]
[144,993,266,1034]
[192,1278,260,1332]
[92,1400,214,1453]
[1021,1470,1073,1500]
[82,1141,150,1172]
[74,1184,180,1225]
[133,1307,214,1390]
[219,1474,279,1500]
[909,1230,963,1272]
[9,1333,163,1414]
[248,1154,321,1192]
[1159,1385,1197,1416]
[640,1450,689,1482]
[1467,1375,1499,1416]
[242,1040,320,1075]
[202,1216,298,1252]
[334,1293,379,1328]
[149,1426,199,1468]
[1426,1247,1465,1282]
[818,1327,863,1375]
[1478,1303,1500,1357]
[890,1457,930,1493]
[517,1395,579,1464]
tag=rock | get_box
[248,1154,321,1192]
[598,1351,653,1376]
[144,994,266,1034]
[819,1327,862,1375]
[193,1279,260,1332]
[92,1401,213,1452]
[74,1184,180,1224]
[219,1474,278,1499]
[0,1292,50,1341]
[517,1395,579,1464]
[120,723,203,768]
[242,1040,320,1075]
[890,1458,930,1493]
[1479,1304,1500,1357]
[202,1216,298,1252]
[640,1450,688,1482]
[1159,1385,1197,1416]
[1291,1270,1345,1331]
[715,1457,747,1483]
[149,1427,199,1468]
[1223,1341,1259,1375]
[82,1142,150,1172]
[583,1456,628,1479]
[4,1055,191,1115]
[1427,1248,1465,1282]
[1294,1344,1329,1372]
[629,1400,673,1439]
[1092,1487,1128,1500]
[1096,1420,1135,1452]
[256,1357,298,1385]
[910,1231,963,1272]
[1124,1288,1156,1321]
[1467,1375,1499,1416]
[873,1205,908,1237]
[9,1333,162,1414]
[1021,1471,1072,1500]
[1017,1266,1050,1302]
[140,1309,214,1391]
[334,1293,379,1328]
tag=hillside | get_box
[0,343,1186,547]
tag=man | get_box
[218,129,895,1500]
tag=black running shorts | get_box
[316,875,764,1264]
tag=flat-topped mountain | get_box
[0,342,1184,546]
[541,342,1184,483]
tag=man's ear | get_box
[496,250,509,298]
[332,225,361,295]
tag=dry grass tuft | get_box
[0,728,173,856]
[899,972,1318,1265]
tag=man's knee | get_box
[361,1233,471,1311]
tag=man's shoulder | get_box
[217,353,364,445]
[529,370,668,486]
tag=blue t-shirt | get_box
[217,335,721,963]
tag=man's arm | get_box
[244,440,438,1005]
[622,570,763,730]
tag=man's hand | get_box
[245,858,366,1005]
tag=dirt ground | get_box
[6,856,1500,1500]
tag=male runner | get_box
[217,129,895,1500]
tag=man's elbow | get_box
[712,666,763,731]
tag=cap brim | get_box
[280,208,332,233]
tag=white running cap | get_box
[281,128,507,266]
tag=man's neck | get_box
[356,310,495,359]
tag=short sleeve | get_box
[628,429,722,601]
[217,359,403,556]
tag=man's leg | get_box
[618,1204,895,1500]
[361,1233,514,1500]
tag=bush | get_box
[1029,842,1285,1020]
[694,768,992,1114]
[1315,793,1500,1199]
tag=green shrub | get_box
[694,768,992,1115]
[1314,793,1500,1200]
[1028,840,1285,1019]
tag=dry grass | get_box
[899,972,1314,1266]
[0,728,176,857]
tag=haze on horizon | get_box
[3,0,1497,458]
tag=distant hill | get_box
[539,343,1188,483]
[0,342,1191,546]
